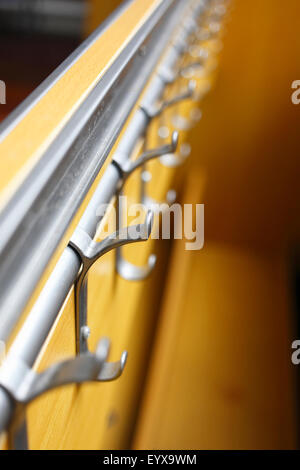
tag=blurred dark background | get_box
[0,0,87,121]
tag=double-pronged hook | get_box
[159,141,192,168]
[139,74,196,170]
[0,337,127,449]
[112,131,179,181]
[159,61,204,88]
[141,171,177,213]
[111,132,178,282]
[140,80,196,120]
[69,213,154,354]
[180,60,204,78]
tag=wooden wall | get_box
[133,0,300,449]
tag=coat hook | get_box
[180,60,204,78]
[116,201,156,282]
[141,170,177,212]
[140,80,196,120]
[156,113,193,168]
[0,338,127,449]
[111,132,178,282]
[158,59,203,86]
[139,136,179,211]
[159,142,192,168]
[69,213,154,354]
[112,131,179,179]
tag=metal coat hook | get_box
[137,127,179,209]
[140,80,196,120]
[180,60,204,78]
[0,338,127,449]
[140,142,179,210]
[112,131,178,180]
[69,214,154,354]
[138,80,192,200]
[158,60,203,86]
[159,142,192,168]
[154,85,194,169]
[141,170,177,212]
[111,132,178,282]
[115,199,156,282]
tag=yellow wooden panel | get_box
[134,174,297,450]
[85,1,124,37]
[134,0,300,450]
[188,0,300,246]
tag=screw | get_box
[81,326,91,341]
[139,45,147,57]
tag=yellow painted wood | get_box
[133,0,300,450]
[134,222,297,449]
[84,1,124,37]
